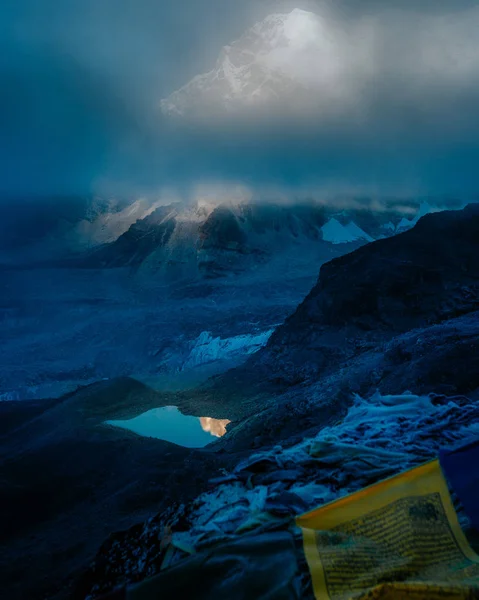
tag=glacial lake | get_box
[105,406,230,448]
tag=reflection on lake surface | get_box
[199,417,230,438]
[105,406,230,448]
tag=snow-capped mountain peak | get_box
[160,8,348,118]
[321,217,374,245]
[248,8,325,50]
[396,201,432,232]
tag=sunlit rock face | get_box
[200,416,231,438]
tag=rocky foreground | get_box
[78,205,479,597]
[1,205,478,599]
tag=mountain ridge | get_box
[160,8,353,119]
[81,200,424,277]
[249,203,479,384]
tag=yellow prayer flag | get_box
[296,460,479,600]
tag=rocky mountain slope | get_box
[0,378,229,600]
[73,204,479,598]
[83,200,424,278]
[2,204,478,600]
[0,195,157,264]
[251,203,479,384]
[182,202,479,454]
[1,195,434,272]
[2,198,420,403]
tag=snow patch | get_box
[180,391,479,540]
[182,329,275,369]
[321,218,374,244]
[86,389,479,589]
[281,391,479,468]
[397,202,432,231]
[171,391,479,551]
[75,199,162,247]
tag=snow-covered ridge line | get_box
[159,8,348,116]
[321,218,374,244]
[182,329,276,370]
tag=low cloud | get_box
[1,0,479,198]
